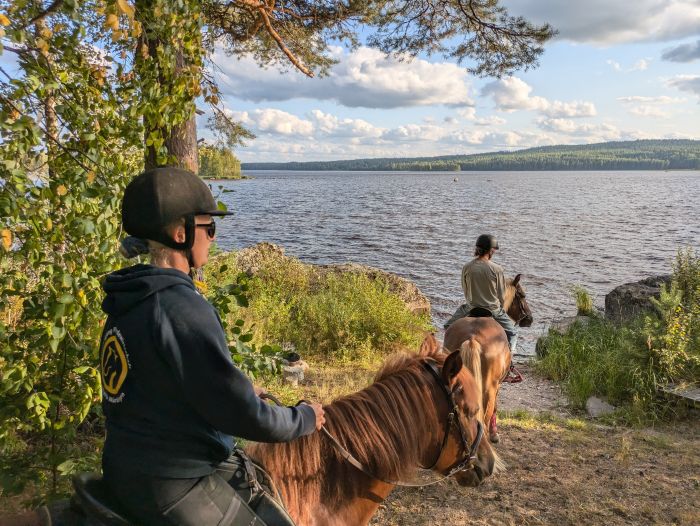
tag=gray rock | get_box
[605,275,671,323]
[282,363,306,387]
[586,396,616,417]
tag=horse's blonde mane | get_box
[503,278,516,311]
[458,338,484,423]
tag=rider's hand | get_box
[306,402,325,430]
[254,386,267,397]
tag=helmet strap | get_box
[153,215,195,253]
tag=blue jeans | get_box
[444,305,518,353]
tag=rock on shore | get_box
[604,275,671,323]
[229,242,431,315]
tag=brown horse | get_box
[247,340,503,526]
[443,274,533,443]
[0,341,501,526]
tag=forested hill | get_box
[242,140,700,171]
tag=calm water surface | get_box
[214,170,700,355]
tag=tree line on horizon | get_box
[241,139,700,171]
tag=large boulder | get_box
[228,243,431,315]
[604,275,671,323]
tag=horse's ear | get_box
[442,350,463,384]
[419,333,439,356]
[513,273,522,287]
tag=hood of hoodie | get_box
[102,264,195,316]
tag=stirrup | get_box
[503,363,523,383]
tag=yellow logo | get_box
[101,331,128,397]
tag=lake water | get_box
[214,170,700,356]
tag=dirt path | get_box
[370,363,700,526]
[494,360,570,417]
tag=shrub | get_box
[537,249,700,422]
[206,252,431,361]
[571,285,594,316]
[645,248,700,387]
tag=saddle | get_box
[468,307,494,318]
[70,450,294,526]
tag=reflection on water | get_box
[214,170,700,356]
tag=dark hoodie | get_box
[99,264,315,478]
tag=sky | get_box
[204,0,700,163]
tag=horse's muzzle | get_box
[520,316,533,328]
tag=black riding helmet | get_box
[122,167,232,252]
[475,234,499,251]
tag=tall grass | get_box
[206,251,431,362]
[537,249,700,422]
[571,285,594,316]
[536,317,655,418]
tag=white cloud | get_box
[617,96,685,104]
[456,107,507,126]
[501,0,700,44]
[232,108,314,136]
[630,59,650,71]
[382,124,448,142]
[542,100,597,118]
[481,77,549,112]
[214,46,474,109]
[481,77,596,117]
[667,75,700,97]
[662,39,700,62]
[629,106,670,118]
[617,95,684,118]
[607,59,622,71]
[607,58,652,72]
[308,110,385,138]
[537,118,623,139]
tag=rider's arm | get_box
[155,288,316,443]
[496,267,506,309]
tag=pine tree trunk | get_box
[139,1,199,173]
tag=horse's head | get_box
[434,349,502,487]
[507,274,533,328]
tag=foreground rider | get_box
[99,167,324,525]
[444,234,518,354]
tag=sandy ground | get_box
[370,361,700,526]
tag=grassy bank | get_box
[536,250,700,423]
[205,248,432,365]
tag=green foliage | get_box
[0,0,204,501]
[538,249,700,423]
[536,318,655,420]
[202,269,285,378]
[242,139,700,171]
[199,144,242,180]
[206,253,431,361]
[645,249,700,386]
[204,1,554,79]
[571,285,594,316]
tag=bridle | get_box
[511,288,531,326]
[313,358,484,488]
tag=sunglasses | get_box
[195,220,216,239]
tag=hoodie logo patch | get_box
[101,327,130,402]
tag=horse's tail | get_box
[459,337,484,423]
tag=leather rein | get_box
[273,359,484,488]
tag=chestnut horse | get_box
[247,340,502,526]
[443,274,533,443]
[0,341,501,526]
